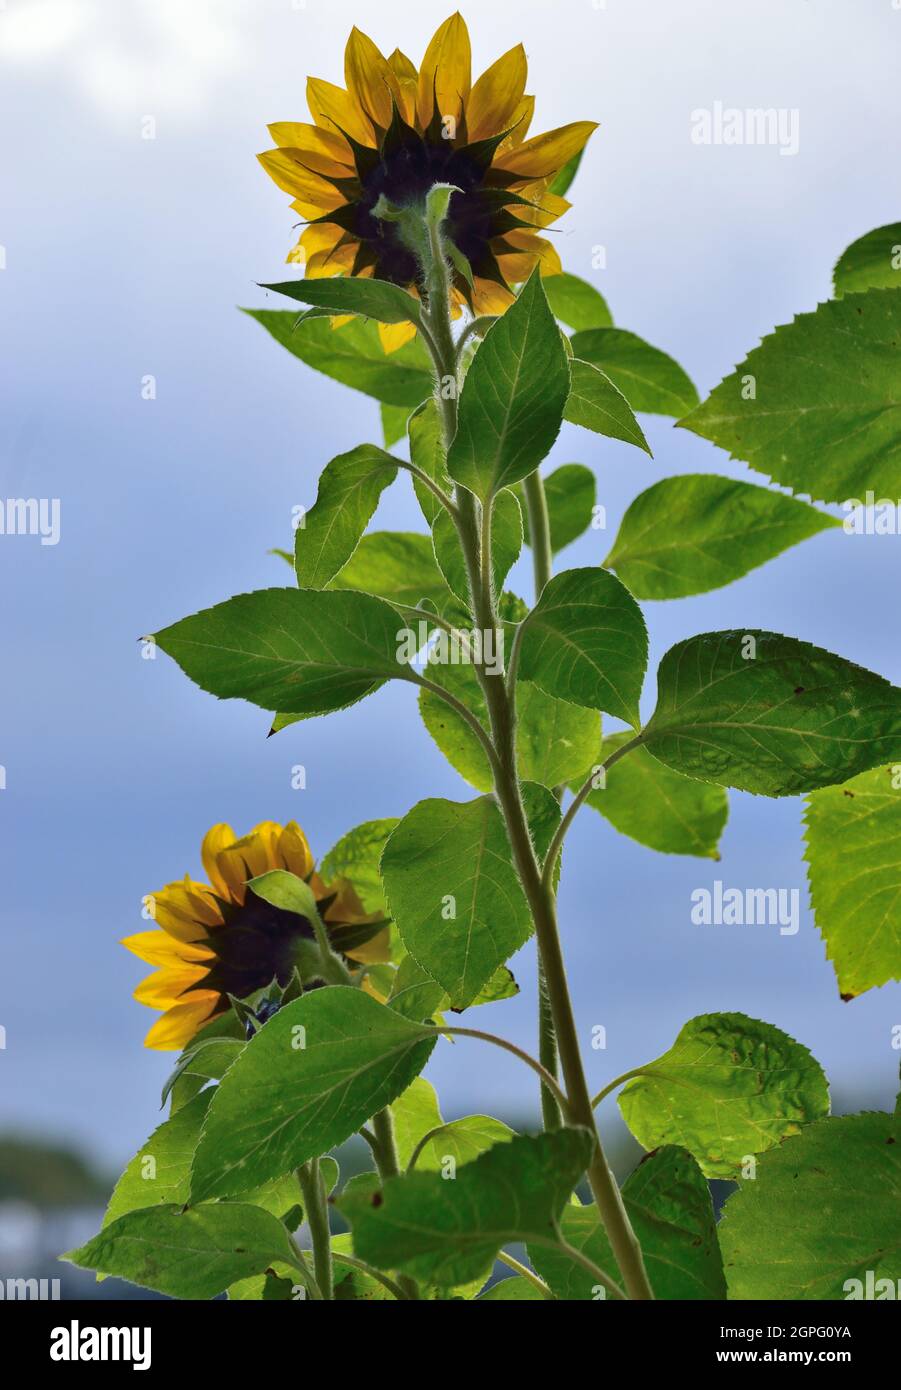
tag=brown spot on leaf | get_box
[840,991,856,1002]
[371,1192,383,1207]
[794,686,805,695]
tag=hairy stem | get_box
[522,468,562,1130]
[418,216,653,1300]
[370,1108,421,1301]
[296,1159,333,1301]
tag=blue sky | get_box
[1,0,899,1172]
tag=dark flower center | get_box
[192,890,319,1003]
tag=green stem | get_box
[417,214,653,1301]
[370,1108,421,1301]
[495,1250,556,1299]
[429,1026,571,1118]
[522,468,562,1131]
[296,1159,333,1301]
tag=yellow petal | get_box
[266,122,354,175]
[148,880,219,942]
[471,277,516,315]
[307,76,375,147]
[143,998,222,1052]
[378,319,418,353]
[495,121,598,180]
[256,150,347,213]
[200,823,237,900]
[344,27,399,130]
[133,964,213,1009]
[417,12,471,129]
[278,821,315,879]
[466,44,527,142]
[121,930,213,968]
[388,48,419,124]
[496,232,563,281]
[513,186,571,229]
[499,95,534,151]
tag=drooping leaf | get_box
[64,1202,300,1300]
[530,1146,726,1300]
[320,818,400,915]
[432,488,522,603]
[719,1111,900,1299]
[617,1012,830,1179]
[642,630,901,796]
[161,1036,245,1112]
[803,764,901,998]
[261,275,422,327]
[833,224,901,296]
[294,445,398,588]
[412,1116,516,1172]
[518,567,648,728]
[564,359,651,453]
[381,785,560,1007]
[244,311,432,407]
[380,402,410,448]
[605,474,838,598]
[339,1128,594,1288]
[190,988,435,1200]
[520,463,597,554]
[153,588,407,719]
[575,729,728,859]
[544,273,613,332]
[331,531,453,609]
[447,270,571,498]
[391,1077,444,1169]
[678,291,901,503]
[409,398,452,525]
[571,328,698,417]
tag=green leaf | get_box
[380,402,409,448]
[64,1202,299,1300]
[543,273,613,332]
[521,464,597,554]
[432,489,522,603]
[564,359,651,453]
[413,1116,516,1172]
[381,785,560,1007]
[320,818,400,914]
[447,270,571,498]
[518,567,648,728]
[244,311,432,407]
[547,147,584,197]
[643,630,901,796]
[331,531,452,609]
[154,588,406,719]
[834,224,901,296]
[339,1128,594,1288]
[618,1012,830,1179]
[478,1276,546,1300]
[719,1111,900,1299]
[409,399,452,525]
[294,445,398,588]
[530,1146,726,1300]
[803,764,901,998]
[162,1037,245,1112]
[576,730,728,859]
[261,275,421,327]
[190,987,435,1200]
[104,1092,213,1228]
[331,1233,396,1300]
[678,291,901,503]
[605,474,838,599]
[391,1077,444,1169]
[388,953,448,1022]
[571,328,699,417]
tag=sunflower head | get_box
[258,12,596,349]
[123,820,389,1050]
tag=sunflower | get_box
[258,12,596,351]
[122,821,389,1050]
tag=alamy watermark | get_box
[396,622,505,677]
[691,880,800,936]
[0,497,60,545]
[691,101,800,156]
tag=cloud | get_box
[0,0,251,118]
